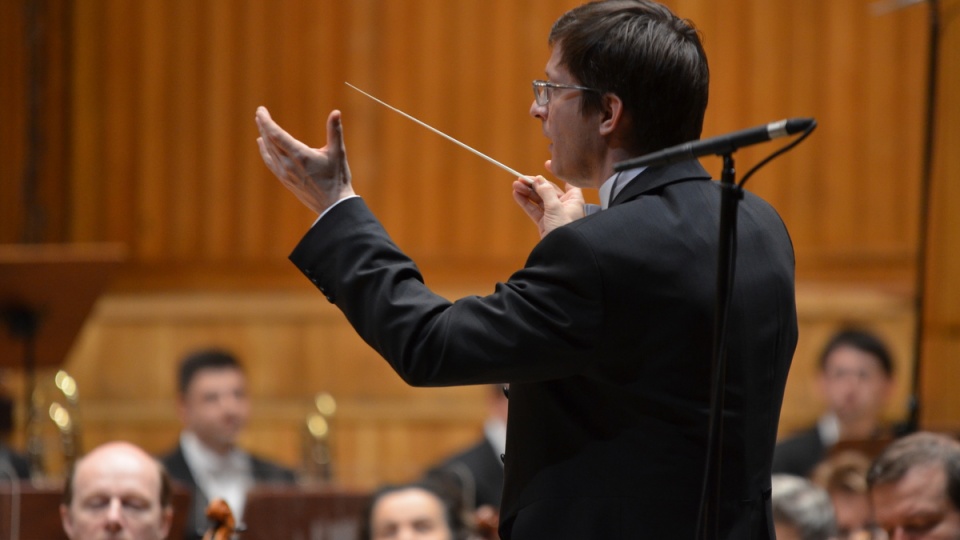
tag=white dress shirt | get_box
[180,431,255,521]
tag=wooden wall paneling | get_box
[167,0,203,260]
[341,0,382,234]
[892,5,928,247]
[780,0,825,260]
[201,0,238,262]
[739,0,792,209]
[410,1,442,262]
[3,0,932,286]
[0,0,72,244]
[137,0,170,261]
[0,0,28,243]
[703,0,749,155]
[237,0,265,261]
[921,8,960,431]
[820,1,864,254]
[101,0,138,252]
[448,0,486,263]
[367,1,416,246]
[36,0,73,244]
[70,0,107,243]
[864,10,910,254]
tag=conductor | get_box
[255,1,798,538]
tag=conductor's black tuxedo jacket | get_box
[291,160,798,539]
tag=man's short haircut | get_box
[818,328,894,377]
[548,0,709,155]
[772,474,838,540]
[62,452,173,509]
[358,480,470,540]
[867,431,960,509]
[177,348,244,395]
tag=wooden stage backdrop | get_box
[2,0,959,487]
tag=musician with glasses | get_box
[255,1,797,537]
[868,432,960,540]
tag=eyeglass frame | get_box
[532,79,601,107]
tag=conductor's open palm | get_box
[256,107,355,215]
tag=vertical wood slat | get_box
[69,0,105,243]
[0,0,28,242]
[0,0,73,244]
[137,0,168,261]
[202,0,238,262]
[169,0,203,259]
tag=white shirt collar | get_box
[484,418,507,465]
[598,166,647,210]
[817,413,840,448]
[180,431,254,520]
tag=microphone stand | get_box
[900,0,940,437]
[695,154,742,540]
[614,118,815,539]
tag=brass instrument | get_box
[301,391,336,484]
[25,369,81,478]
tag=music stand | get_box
[0,482,191,540]
[0,243,125,473]
[241,485,370,540]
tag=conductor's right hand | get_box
[256,107,355,215]
[512,160,586,238]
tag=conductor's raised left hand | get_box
[256,107,355,215]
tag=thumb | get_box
[327,110,346,155]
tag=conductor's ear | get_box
[598,93,625,137]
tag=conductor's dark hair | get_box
[549,0,709,155]
[818,329,894,377]
[177,348,244,395]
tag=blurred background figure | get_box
[772,474,838,540]
[358,481,475,540]
[812,450,883,539]
[160,348,295,540]
[0,391,31,479]
[868,431,960,539]
[60,441,173,540]
[424,384,507,529]
[774,329,895,477]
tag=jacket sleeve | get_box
[289,197,605,386]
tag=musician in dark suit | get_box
[160,348,295,540]
[773,329,895,478]
[255,1,797,537]
[424,384,508,512]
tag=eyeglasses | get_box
[532,79,600,107]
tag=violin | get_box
[201,498,240,540]
[474,505,500,540]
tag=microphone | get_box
[614,118,815,172]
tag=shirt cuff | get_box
[311,195,361,227]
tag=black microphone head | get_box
[785,118,815,134]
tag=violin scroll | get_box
[201,498,238,540]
